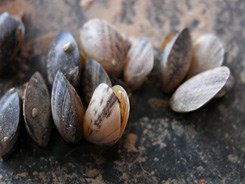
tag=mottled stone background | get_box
[0,0,244,183]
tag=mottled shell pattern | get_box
[83,83,130,146]
[80,19,129,77]
[123,37,154,91]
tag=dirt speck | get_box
[15,172,28,179]
[85,168,100,178]
[227,154,239,164]
[124,133,138,152]
[148,98,168,110]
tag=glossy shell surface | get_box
[83,83,121,146]
[51,71,84,143]
[0,88,20,157]
[47,31,81,87]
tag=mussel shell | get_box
[47,31,81,87]
[80,19,129,77]
[170,66,230,112]
[83,83,121,146]
[51,71,84,143]
[187,34,224,78]
[160,28,192,93]
[0,88,20,157]
[23,72,52,147]
[112,85,130,141]
[83,59,112,104]
[0,12,25,74]
[123,37,154,91]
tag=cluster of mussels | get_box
[0,14,153,157]
[0,12,233,158]
[158,28,234,112]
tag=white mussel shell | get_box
[83,83,130,146]
[188,34,224,77]
[123,37,154,91]
[170,66,230,112]
[80,19,129,77]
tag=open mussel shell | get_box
[123,37,154,91]
[23,72,52,147]
[187,34,224,78]
[80,19,129,77]
[170,66,230,113]
[47,31,81,87]
[160,28,192,93]
[82,59,112,104]
[51,71,84,143]
[112,85,130,141]
[83,83,130,146]
[0,88,20,157]
[0,12,25,74]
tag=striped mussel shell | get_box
[0,88,20,157]
[83,83,130,146]
[82,59,111,104]
[187,34,224,78]
[159,28,192,93]
[170,66,230,113]
[51,71,85,143]
[47,31,81,87]
[23,72,52,147]
[123,37,154,91]
[80,19,130,77]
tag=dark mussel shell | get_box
[47,31,81,87]
[51,71,84,143]
[82,59,111,104]
[0,12,25,74]
[0,88,20,157]
[23,72,52,147]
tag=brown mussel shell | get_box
[160,28,192,93]
[47,31,81,87]
[0,88,20,157]
[170,66,230,112]
[0,12,25,75]
[123,37,154,91]
[80,19,129,77]
[82,59,112,104]
[51,71,84,143]
[23,72,52,147]
[83,83,121,146]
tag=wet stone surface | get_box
[0,0,244,183]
